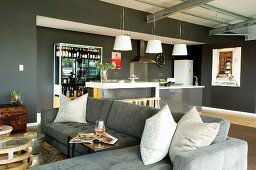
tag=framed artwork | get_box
[112,52,121,69]
[211,47,241,87]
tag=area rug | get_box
[31,142,68,167]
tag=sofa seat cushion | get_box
[45,122,140,152]
[30,145,173,170]
[45,122,96,145]
[106,128,140,149]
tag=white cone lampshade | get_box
[172,44,188,56]
[146,40,163,53]
[113,35,132,51]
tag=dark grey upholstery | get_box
[30,145,173,170]
[106,101,159,139]
[38,98,247,170]
[45,122,139,156]
[41,108,58,134]
[86,97,113,124]
[45,122,95,145]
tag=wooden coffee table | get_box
[68,133,119,157]
[0,137,32,169]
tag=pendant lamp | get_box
[113,1,132,51]
[172,44,187,56]
[146,6,162,54]
[113,35,132,51]
[146,40,162,53]
[172,14,187,56]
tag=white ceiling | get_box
[101,0,256,28]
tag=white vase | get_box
[101,70,108,82]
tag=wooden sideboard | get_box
[0,104,27,133]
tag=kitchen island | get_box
[159,85,205,113]
[86,82,159,99]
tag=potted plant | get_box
[95,61,116,82]
[10,90,23,105]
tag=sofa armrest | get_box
[173,137,248,170]
[41,108,58,133]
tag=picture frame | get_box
[211,47,241,87]
[111,52,121,69]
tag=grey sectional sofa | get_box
[31,97,248,170]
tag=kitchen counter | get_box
[159,85,204,113]
[86,82,159,89]
[159,85,205,89]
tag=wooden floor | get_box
[201,107,256,128]
[201,107,256,170]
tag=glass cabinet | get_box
[53,43,102,107]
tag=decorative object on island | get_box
[113,0,132,51]
[128,74,139,83]
[155,53,166,68]
[111,52,121,69]
[146,6,162,54]
[10,90,23,105]
[95,61,116,82]
[0,104,27,133]
[172,14,187,56]
[212,47,241,87]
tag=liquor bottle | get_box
[61,46,65,57]
[56,46,60,57]
[66,87,70,97]
[77,89,81,97]
[74,48,77,58]
[68,47,72,57]
[74,88,77,97]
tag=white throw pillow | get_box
[169,107,220,162]
[140,105,177,165]
[54,94,88,123]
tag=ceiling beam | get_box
[135,0,228,25]
[209,18,256,35]
[146,0,215,23]
[179,0,251,21]
[200,4,250,21]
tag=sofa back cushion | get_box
[86,97,113,124]
[106,101,159,139]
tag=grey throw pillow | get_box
[169,107,220,162]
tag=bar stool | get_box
[133,98,148,106]
[147,97,161,109]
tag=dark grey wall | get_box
[201,40,256,113]
[0,0,37,122]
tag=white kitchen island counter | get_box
[86,82,159,98]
